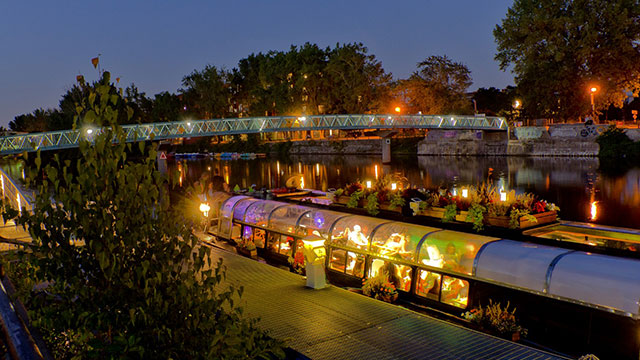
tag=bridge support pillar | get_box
[382,138,391,164]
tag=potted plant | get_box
[362,276,399,303]
[236,238,258,259]
[462,300,528,341]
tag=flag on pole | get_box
[91,57,99,68]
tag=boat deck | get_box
[205,239,570,360]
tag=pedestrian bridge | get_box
[0,114,506,155]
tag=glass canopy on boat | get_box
[474,240,569,291]
[548,252,640,316]
[243,200,289,227]
[232,198,259,221]
[268,204,311,235]
[417,230,500,275]
[296,209,348,239]
[217,196,250,238]
[329,215,390,252]
[369,223,441,263]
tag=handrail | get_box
[0,114,508,155]
[0,168,33,214]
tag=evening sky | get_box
[0,0,515,128]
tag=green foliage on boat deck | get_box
[2,72,284,359]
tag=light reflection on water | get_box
[164,154,640,229]
[3,155,639,229]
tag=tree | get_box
[181,65,232,119]
[472,86,519,116]
[324,43,392,114]
[9,108,52,132]
[396,55,473,114]
[494,0,640,122]
[4,71,284,359]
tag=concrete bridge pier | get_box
[379,131,397,164]
[382,138,391,164]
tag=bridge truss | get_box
[0,114,506,155]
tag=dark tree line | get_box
[10,43,479,132]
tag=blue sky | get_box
[0,0,515,127]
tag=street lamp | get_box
[394,106,401,113]
[589,87,597,112]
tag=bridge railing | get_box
[0,114,507,155]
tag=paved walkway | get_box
[204,239,569,360]
[0,218,32,251]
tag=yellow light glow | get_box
[300,176,305,189]
[590,87,598,93]
[276,161,280,174]
[0,175,4,197]
[394,106,401,113]
[374,165,379,179]
[316,163,320,175]
[462,188,468,198]
[514,100,521,109]
[17,194,21,215]
[500,188,507,202]
[366,181,372,189]
[590,201,597,221]
[298,162,302,173]
[199,203,210,217]
[391,183,397,190]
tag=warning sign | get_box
[159,152,167,160]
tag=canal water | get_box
[166,155,640,230]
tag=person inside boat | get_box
[380,233,411,259]
[443,243,462,272]
[345,225,368,249]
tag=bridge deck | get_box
[206,243,569,360]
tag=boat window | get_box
[330,216,389,251]
[441,276,469,308]
[345,252,365,277]
[419,230,499,275]
[369,259,412,292]
[278,235,295,256]
[371,223,440,263]
[329,249,347,272]
[416,269,441,300]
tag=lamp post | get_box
[513,99,521,125]
[590,87,598,123]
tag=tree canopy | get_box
[494,0,640,121]
[396,55,473,114]
[4,71,284,359]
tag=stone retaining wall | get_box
[284,126,638,156]
[288,139,381,154]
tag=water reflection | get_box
[165,155,640,229]
[4,153,640,229]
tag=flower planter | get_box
[418,207,446,219]
[379,202,402,213]
[374,292,398,303]
[456,210,469,222]
[333,195,351,205]
[236,247,258,259]
[487,211,557,229]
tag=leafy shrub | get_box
[3,72,284,359]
